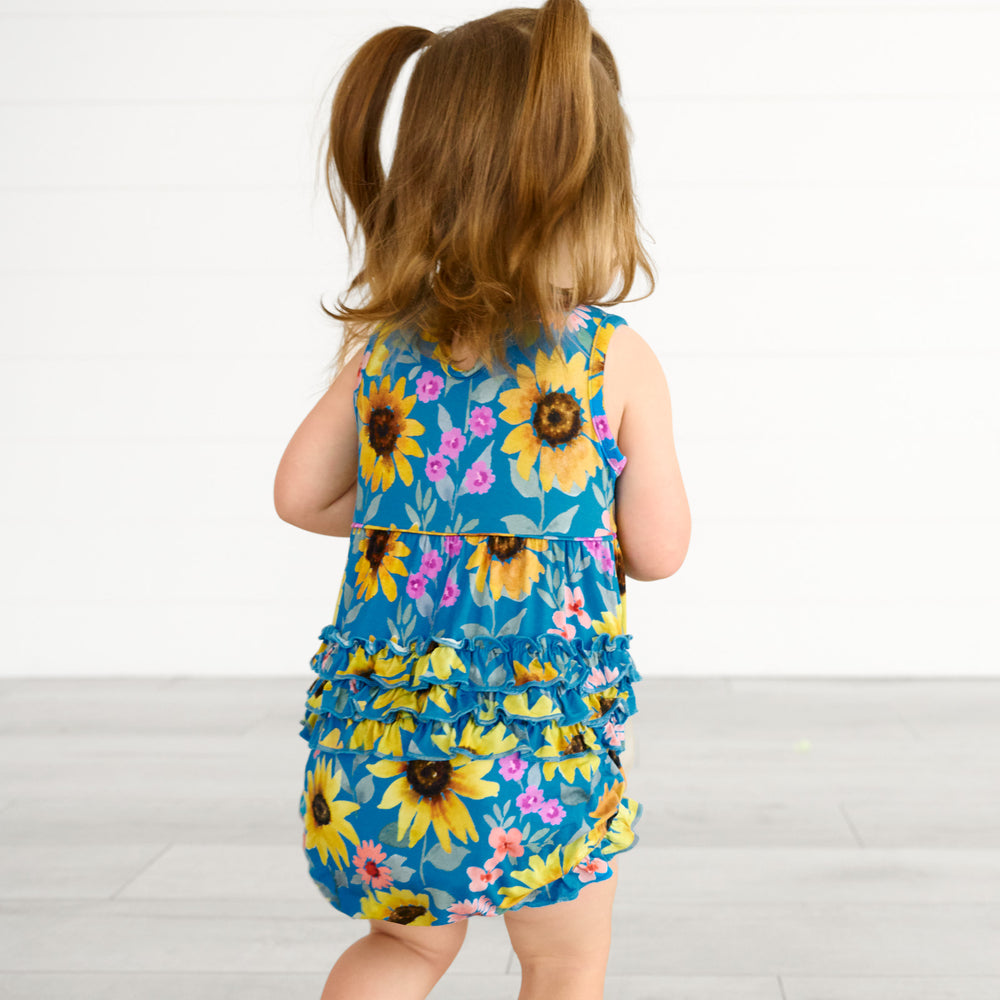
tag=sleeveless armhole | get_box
[587,313,629,479]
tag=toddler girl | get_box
[274,2,690,997]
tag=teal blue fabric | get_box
[298,304,644,923]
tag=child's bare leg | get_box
[504,856,619,1000]
[319,917,468,1000]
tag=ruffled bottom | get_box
[298,627,640,763]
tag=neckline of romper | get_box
[440,342,485,378]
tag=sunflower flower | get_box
[302,757,361,869]
[354,529,410,602]
[465,534,548,601]
[367,754,500,853]
[499,347,601,492]
[358,375,425,491]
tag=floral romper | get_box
[298,304,643,924]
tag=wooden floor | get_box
[1,677,998,999]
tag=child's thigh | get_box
[503,856,618,966]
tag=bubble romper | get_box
[298,304,643,924]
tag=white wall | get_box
[2,1,997,678]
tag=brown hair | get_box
[319,0,655,383]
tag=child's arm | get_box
[605,326,691,581]
[273,347,366,537]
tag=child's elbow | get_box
[621,525,691,582]
[624,550,687,582]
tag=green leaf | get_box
[384,854,415,883]
[497,609,527,636]
[559,783,589,806]
[463,622,492,639]
[508,456,543,500]
[469,580,492,608]
[501,514,542,534]
[354,774,375,804]
[378,820,409,849]
[434,475,454,504]
[404,503,421,526]
[474,440,494,467]
[363,494,382,522]
[437,403,453,433]
[542,505,580,535]
[425,842,469,871]
[470,376,505,402]
[426,886,457,909]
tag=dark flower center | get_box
[597,695,615,716]
[533,391,582,447]
[614,541,626,595]
[406,758,453,796]
[311,792,331,826]
[487,535,526,561]
[567,733,589,754]
[365,860,381,877]
[388,904,428,924]
[369,405,400,456]
[366,530,391,571]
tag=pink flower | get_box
[406,573,426,599]
[564,305,591,332]
[516,785,544,814]
[440,428,467,458]
[498,752,528,781]
[610,455,627,475]
[583,538,615,574]
[488,825,525,864]
[538,799,566,825]
[463,460,495,495]
[587,663,621,688]
[593,414,611,439]
[467,864,503,892]
[572,855,609,883]
[440,577,460,607]
[468,405,496,438]
[476,896,497,916]
[352,840,394,889]
[446,899,480,921]
[416,370,444,402]
[442,535,464,557]
[595,510,613,537]
[425,451,449,482]
[420,550,443,578]
[548,609,576,639]
[604,719,625,747]
[562,586,592,628]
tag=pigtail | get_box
[325,26,435,244]
[509,0,597,278]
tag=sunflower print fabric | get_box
[298,304,643,924]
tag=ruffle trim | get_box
[309,627,638,692]
[299,627,639,761]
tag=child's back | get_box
[298,304,641,921]
[275,0,690,993]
